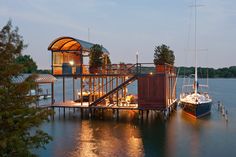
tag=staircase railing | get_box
[88,63,137,97]
[90,75,137,106]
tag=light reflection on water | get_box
[36,79,236,157]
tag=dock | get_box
[42,36,178,120]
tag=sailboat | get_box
[179,0,212,118]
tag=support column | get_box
[63,77,65,102]
[80,76,83,106]
[80,108,83,118]
[116,109,119,119]
[102,76,104,96]
[98,77,100,97]
[52,107,55,120]
[92,77,95,102]
[116,77,119,105]
[146,110,149,118]
[112,109,116,119]
[73,77,75,101]
[111,76,114,102]
[89,76,92,105]
[105,76,108,93]
[63,107,65,118]
[51,82,54,105]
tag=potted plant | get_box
[102,54,111,73]
[89,44,103,73]
[153,44,175,73]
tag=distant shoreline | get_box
[36,66,236,78]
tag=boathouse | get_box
[12,74,56,105]
[47,36,177,117]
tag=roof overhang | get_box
[12,74,57,84]
[48,36,109,55]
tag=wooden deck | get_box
[42,100,139,110]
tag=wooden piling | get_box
[63,77,65,102]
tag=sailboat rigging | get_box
[179,0,212,118]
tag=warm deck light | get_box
[150,72,153,75]
[69,60,74,66]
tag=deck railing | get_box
[52,63,176,76]
[52,63,137,76]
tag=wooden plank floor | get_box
[43,100,139,110]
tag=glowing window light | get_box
[69,60,74,66]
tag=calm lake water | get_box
[36,78,236,157]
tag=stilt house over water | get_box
[48,36,177,115]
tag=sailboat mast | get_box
[194,0,198,95]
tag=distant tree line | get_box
[136,66,236,78]
[177,66,236,78]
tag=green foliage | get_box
[106,55,111,65]
[15,55,38,73]
[89,44,103,69]
[0,20,52,157]
[36,69,51,74]
[153,44,175,65]
[177,66,236,78]
[101,55,111,69]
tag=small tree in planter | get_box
[102,54,111,73]
[153,44,175,72]
[89,44,103,73]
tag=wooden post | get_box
[73,77,75,101]
[89,76,91,105]
[122,76,125,97]
[63,77,65,102]
[80,52,83,105]
[146,110,149,118]
[63,107,65,118]
[116,109,119,119]
[89,108,92,118]
[51,51,54,75]
[116,77,118,105]
[80,108,83,118]
[111,76,114,102]
[52,107,55,120]
[98,77,100,97]
[138,110,141,119]
[102,76,104,96]
[81,76,83,106]
[112,109,115,118]
[51,82,54,105]
[105,76,108,93]
[93,77,95,102]
[111,76,114,90]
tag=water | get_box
[36,78,236,157]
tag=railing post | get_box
[89,76,91,105]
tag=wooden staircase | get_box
[90,75,137,106]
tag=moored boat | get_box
[180,92,212,118]
[179,0,212,118]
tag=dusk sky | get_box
[0,0,235,69]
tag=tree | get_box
[15,55,38,73]
[89,44,103,73]
[153,44,175,65]
[101,54,111,70]
[0,20,52,156]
